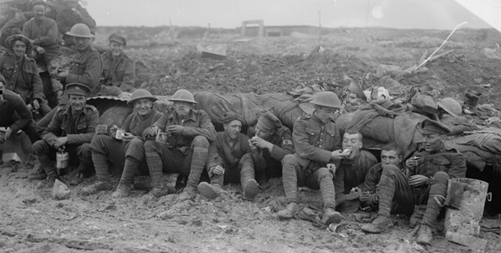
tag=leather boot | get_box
[197,182,222,200]
[321,208,342,225]
[178,185,197,201]
[242,179,259,200]
[35,175,59,189]
[416,224,433,245]
[361,215,393,233]
[111,183,132,198]
[80,180,113,195]
[150,186,170,198]
[277,202,298,220]
[29,162,47,181]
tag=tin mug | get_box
[156,132,168,144]
[96,125,108,135]
[56,151,69,169]
[115,129,124,140]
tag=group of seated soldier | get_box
[1,75,468,247]
[0,3,469,247]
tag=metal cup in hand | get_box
[115,129,125,140]
[96,125,108,135]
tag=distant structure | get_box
[241,20,321,37]
[241,20,264,38]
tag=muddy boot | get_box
[80,180,113,196]
[321,208,342,225]
[111,183,132,198]
[178,186,196,201]
[416,224,433,245]
[361,215,393,233]
[197,182,223,200]
[35,176,58,189]
[29,163,47,181]
[277,202,298,220]
[150,186,170,198]
[242,179,259,201]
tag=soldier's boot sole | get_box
[277,209,294,220]
[416,225,433,245]
[197,182,219,200]
[243,179,259,200]
[29,172,47,181]
[361,216,393,234]
[111,185,132,198]
[322,210,342,225]
[80,181,113,196]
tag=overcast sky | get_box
[85,0,493,29]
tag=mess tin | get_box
[96,125,108,135]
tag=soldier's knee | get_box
[432,171,449,184]
[143,140,158,152]
[192,136,209,148]
[282,154,296,167]
[317,167,332,181]
[90,134,109,150]
[382,164,400,176]
[32,140,49,155]
[129,137,143,146]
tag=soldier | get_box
[22,0,62,105]
[248,111,294,180]
[361,119,467,246]
[356,143,404,210]
[56,0,96,46]
[112,89,216,199]
[32,83,98,188]
[197,112,264,200]
[0,74,39,144]
[0,34,51,117]
[36,23,102,132]
[277,91,349,225]
[0,9,26,48]
[80,89,162,195]
[333,131,378,209]
[100,33,136,92]
[56,23,102,96]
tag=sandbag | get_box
[337,111,426,157]
[257,93,305,130]
[194,91,260,130]
[410,92,438,115]
[98,104,133,128]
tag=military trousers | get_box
[378,165,449,226]
[210,153,256,186]
[32,140,91,177]
[282,153,336,209]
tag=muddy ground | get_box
[1,27,501,253]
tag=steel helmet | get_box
[310,91,342,109]
[66,23,94,38]
[437,97,461,117]
[168,89,197,104]
[128,89,157,105]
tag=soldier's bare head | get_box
[381,143,402,167]
[32,2,46,19]
[222,112,242,140]
[342,131,363,159]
